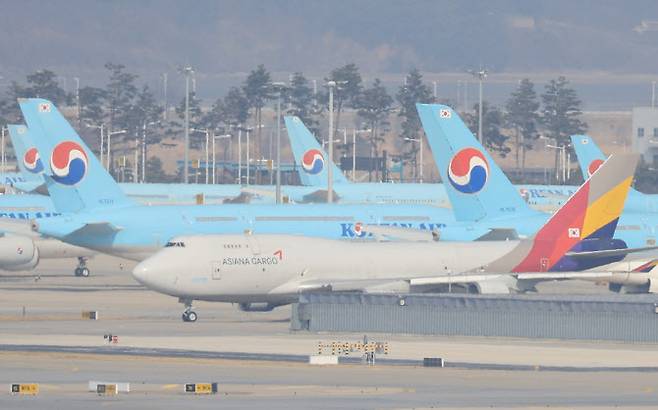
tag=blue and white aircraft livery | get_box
[13,98,652,288]
[571,134,658,214]
[416,103,658,250]
[282,115,576,208]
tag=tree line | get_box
[0,63,592,184]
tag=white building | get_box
[632,107,658,164]
[631,107,658,165]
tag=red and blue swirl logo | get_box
[23,148,44,174]
[50,141,89,185]
[447,148,489,194]
[587,159,604,177]
[301,149,324,175]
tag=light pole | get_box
[141,121,158,183]
[237,127,242,184]
[191,128,212,184]
[106,129,126,172]
[545,143,567,183]
[74,77,80,128]
[0,126,6,178]
[212,134,231,184]
[180,66,194,183]
[404,136,424,183]
[469,68,488,143]
[350,129,371,181]
[86,123,105,167]
[327,81,336,203]
[272,82,286,204]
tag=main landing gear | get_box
[74,257,90,277]
[180,298,198,322]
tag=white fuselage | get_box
[132,234,519,304]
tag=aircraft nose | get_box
[132,260,155,285]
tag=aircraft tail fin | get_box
[6,124,45,183]
[416,103,537,222]
[283,116,349,187]
[570,135,608,179]
[17,98,134,213]
[488,153,638,273]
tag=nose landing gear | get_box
[180,298,197,322]
[74,257,90,277]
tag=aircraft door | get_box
[211,261,222,280]
[246,235,261,255]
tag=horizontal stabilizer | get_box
[69,222,123,236]
[475,228,519,241]
[565,245,658,259]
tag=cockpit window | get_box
[165,241,186,248]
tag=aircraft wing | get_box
[11,181,46,194]
[68,222,123,236]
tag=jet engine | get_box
[0,235,39,271]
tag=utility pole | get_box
[74,77,80,129]
[327,81,336,203]
[162,73,168,120]
[469,68,488,143]
[246,128,251,186]
[180,66,194,183]
[273,83,286,204]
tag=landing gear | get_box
[74,257,90,277]
[180,298,197,322]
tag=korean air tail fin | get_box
[17,98,134,213]
[416,103,537,223]
[283,116,349,187]
[570,135,608,180]
[571,134,644,198]
[487,153,638,273]
[6,124,45,184]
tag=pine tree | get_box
[465,102,510,157]
[357,78,394,181]
[323,63,363,142]
[540,76,587,180]
[242,65,274,182]
[396,68,434,181]
[505,78,539,171]
[286,72,319,134]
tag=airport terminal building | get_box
[632,107,658,164]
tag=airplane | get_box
[8,123,251,205]
[416,103,658,250]
[280,115,577,209]
[131,152,642,321]
[17,98,655,298]
[571,134,658,213]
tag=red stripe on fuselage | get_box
[512,183,590,272]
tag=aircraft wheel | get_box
[80,267,90,277]
[186,311,198,322]
[74,268,82,277]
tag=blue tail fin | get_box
[18,98,134,212]
[416,103,538,222]
[7,124,46,183]
[283,116,349,186]
[570,135,608,180]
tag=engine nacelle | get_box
[0,235,39,271]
